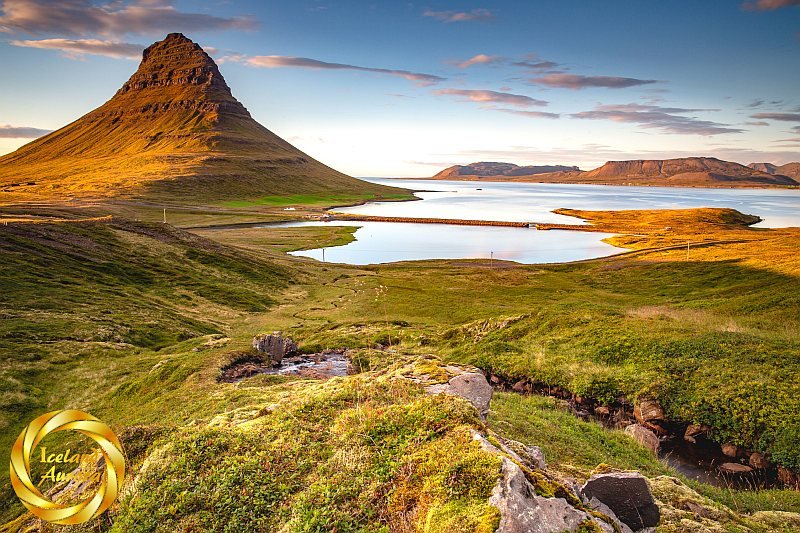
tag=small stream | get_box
[489,377,780,490]
[219,350,351,382]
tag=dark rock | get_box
[634,399,665,431]
[252,332,297,365]
[778,467,800,490]
[718,462,753,475]
[748,452,769,469]
[580,472,660,530]
[721,443,743,459]
[683,424,709,444]
[588,497,634,533]
[594,406,610,416]
[512,379,527,393]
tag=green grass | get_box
[0,219,293,522]
[252,228,800,471]
[1,208,799,529]
[489,392,800,530]
[111,369,500,532]
[192,225,358,253]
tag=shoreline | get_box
[378,176,800,190]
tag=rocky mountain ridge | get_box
[432,157,799,187]
[749,161,800,180]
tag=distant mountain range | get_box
[748,162,800,180]
[0,33,401,203]
[431,158,799,188]
[436,162,581,178]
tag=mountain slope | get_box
[0,33,405,204]
[430,157,798,187]
[750,162,800,180]
[580,157,797,186]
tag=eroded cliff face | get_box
[586,157,761,179]
[106,33,250,120]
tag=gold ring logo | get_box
[9,410,125,525]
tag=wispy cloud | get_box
[434,89,547,108]
[773,137,800,145]
[747,99,766,108]
[571,103,743,135]
[0,0,256,36]
[744,121,770,126]
[494,108,560,119]
[456,54,502,68]
[751,112,800,121]
[510,57,559,71]
[231,55,445,85]
[743,0,800,10]
[0,124,52,138]
[10,38,143,59]
[455,53,559,72]
[423,8,494,23]
[531,73,658,90]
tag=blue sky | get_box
[1,0,799,176]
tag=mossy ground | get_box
[1,206,799,530]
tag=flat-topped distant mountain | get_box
[0,33,403,203]
[430,157,798,188]
[434,162,581,178]
[749,162,800,180]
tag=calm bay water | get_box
[283,220,619,265]
[341,178,800,228]
[276,178,800,265]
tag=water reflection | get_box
[277,221,620,265]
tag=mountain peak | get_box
[114,33,235,103]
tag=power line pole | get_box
[163,208,167,224]
[322,248,326,262]
[490,251,493,269]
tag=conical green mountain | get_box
[0,33,403,203]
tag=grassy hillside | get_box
[230,209,800,472]
[0,218,295,521]
[1,207,799,531]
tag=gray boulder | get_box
[490,456,590,533]
[580,472,660,530]
[252,332,297,365]
[427,371,493,421]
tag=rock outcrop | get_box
[581,472,660,530]
[582,157,797,187]
[425,367,493,421]
[252,332,298,365]
[749,161,800,180]
[472,431,623,533]
[430,157,799,187]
